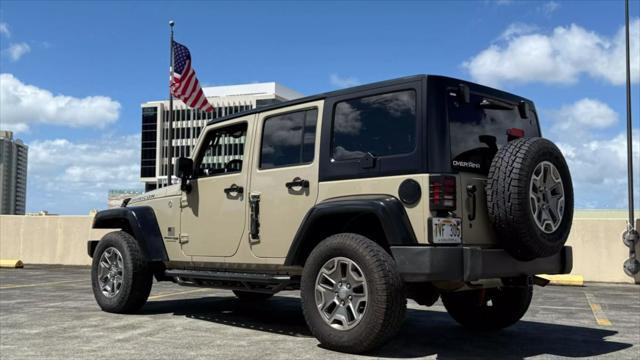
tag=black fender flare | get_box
[89,206,168,262]
[284,195,418,266]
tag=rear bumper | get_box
[391,245,573,282]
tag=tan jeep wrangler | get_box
[88,75,573,353]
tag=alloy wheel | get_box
[314,257,368,330]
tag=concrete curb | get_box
[0,259,24,268]
[538,274,584,286]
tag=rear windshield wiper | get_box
[478,98,515,110]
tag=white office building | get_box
[140,82,303,191]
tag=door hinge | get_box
[249,192,261,242]
[179,233,189,244]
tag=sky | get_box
[0,0,639,215]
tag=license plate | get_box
[431,217,462,244]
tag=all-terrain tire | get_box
[233,290,273,301]
[487,137,573,260]
[91,231,153,313]
[441,285,533,330]
[300,233,406,354]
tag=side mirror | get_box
[175,157,193,192]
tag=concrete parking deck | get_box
[0,266,638,359]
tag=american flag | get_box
[170,40,214,112]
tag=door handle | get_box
[285,177,309,190]
[223,184,244,195]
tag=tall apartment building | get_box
[140,82,303,191]
[0,130,28,215]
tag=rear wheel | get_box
[232,290,273,301]
[91,231,152,313]
[441,285,533,331]
[300,233,406,353]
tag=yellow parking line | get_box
[148,288,210,300]
[0,279,86,290]
[585,293,612,326]
[538,274,584,286]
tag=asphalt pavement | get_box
[0,265,638,359]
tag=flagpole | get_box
[624,0,634,229]
[622,0,639,277]
[167,20,175,186]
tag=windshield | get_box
[448,92,539,174]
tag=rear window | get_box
[448,92,539,174]
[331,90,417,161]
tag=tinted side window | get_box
[448,93,539,174]
[196,123,247,177]
[260,109,318,169]
[331,90,416,161]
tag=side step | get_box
[164,269,297,293]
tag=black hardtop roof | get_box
[207,74,533,126]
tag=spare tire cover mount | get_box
[529,160,565,234]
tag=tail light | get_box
[430,175,456,211]
[507,128,525,141]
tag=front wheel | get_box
[300,233,406,353]
[441,285,533,331]
[91,231,153,313]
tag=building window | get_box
[260,109,317,169]
[140,107,157,178]
[256,99,282,108]
[196,123,247,177]
[331,90,416,161]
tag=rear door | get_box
[249,101,323,258]
[447,90,540,245]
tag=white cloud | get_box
[551,98,618,133]
[27,135,142,214]
[0,22,9,37]
[543,99,638,209]
[0,73,120,133]
[539,1,560,16]
[499,23,538,41]
[554,133,639,209]
[463,19,640,87]
[4,42,30,61]
[330,74,361,89]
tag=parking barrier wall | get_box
[0,211,638,283]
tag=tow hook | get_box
[532,275,550,287]
[503,276,546,287]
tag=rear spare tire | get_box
[487,137,573,260]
